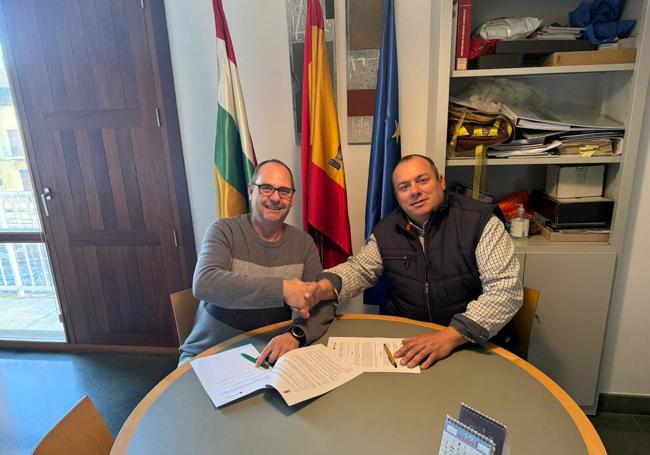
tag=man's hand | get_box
[255,333,299,367]
[304,279,336,304]
[394,327,467,369]
[282,279,315,319]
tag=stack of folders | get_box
[558,130,624,156]
[490,102,624,159]
[438,403,509,455]
[531,25,585,40]
[558,137,613,156]
[488,139,562,157]
[449,97,626,160]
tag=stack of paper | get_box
[558,137,613,156]
[449,90,626,161]
[191,337,421,408]
[191,343,363,407]
[532,25,584,40]
[488,140,561,157]
[327,337,421,373]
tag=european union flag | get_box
[363,0,400,309]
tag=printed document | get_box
[191,343,362,407]
[327,337,421,373]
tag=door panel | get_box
[0,0,195,345]
[524,251,616,409]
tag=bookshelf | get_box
[446,156,622,166]
[426,0,650,414]
[452,62,634,77]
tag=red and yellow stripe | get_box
[301,0,352,267]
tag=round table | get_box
[111,315,605,454]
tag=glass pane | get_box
[0,44,41,233]
[0,243,65,342]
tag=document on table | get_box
[191,343,363,407]
[327,337,421,373]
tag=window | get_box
[7,129,23,158]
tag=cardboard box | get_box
[543,48,636,66]
[545,164,605,198]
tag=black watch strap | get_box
[288,325,306,347]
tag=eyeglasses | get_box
[251,183,295,199]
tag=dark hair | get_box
[250,159,295,189]
[393,154,440,181]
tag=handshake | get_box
[282,278,335,319]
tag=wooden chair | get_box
[170,288,200,345]
[512,287,541,359]
[32,396,113,455]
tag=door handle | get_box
[40,187,52,217]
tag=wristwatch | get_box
[288,325,306,347]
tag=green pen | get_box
[240,352,271,369]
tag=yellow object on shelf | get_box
[543,48,636,66]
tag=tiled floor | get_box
[0,348,648,454]
[590,412,650,454]
[0,349,178,455]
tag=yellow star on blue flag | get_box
[391,120,400,142]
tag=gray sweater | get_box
[179,215,335,361]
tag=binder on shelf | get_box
[501,103,625,131]
[543,48,636,66]
[450,1,458,69]
[455,0,472,70]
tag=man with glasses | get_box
[178,159,334,366]
[289,154,522,370]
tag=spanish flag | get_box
[213,0,257,218]
[301,0,352,267]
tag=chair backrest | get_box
[170,288,199,345]
[512,287,540,359]
[33,396,113,455]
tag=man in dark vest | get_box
[301,154,522,369]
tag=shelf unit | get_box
[452,63,634,78]
[426,0,650,414]
[446,156,622,166]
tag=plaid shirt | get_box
[326,216,523,343]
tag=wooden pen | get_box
[383,343,397,368]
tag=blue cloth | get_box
[585,20,636,44]
[364,0,400,308]
[569,0,636,44]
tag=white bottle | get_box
[510,204,529,239]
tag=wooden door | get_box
[0,0,196,346]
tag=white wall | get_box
[599,86,650,396]
[165,0,430,312]
[164,0,299,245]
[166,0,431,250]
[164,0,216,245]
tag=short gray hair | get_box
[250,159,295,189]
